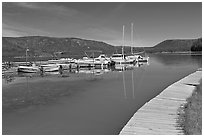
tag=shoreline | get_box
[152,52,202,55]
[2,52,202,62]
[119,69,202,135]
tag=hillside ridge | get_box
[2,36,201,59]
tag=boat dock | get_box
[120,69,202,135]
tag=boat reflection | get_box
[77,68,110,75]
[3,75,15,84]
[122,70,127,99]
[111,62,148,72]
[131,69,135,99]
[17,72,35,77]
[119,62,149,99]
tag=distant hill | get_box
[145,38,201,53]
[2,36,202,61]
[2,36,117,59]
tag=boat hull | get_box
[17,66,39,73]
[41,64,60,72]
[138,57,149,62]
[111,59,136,65]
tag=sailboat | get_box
[126,23,149,63]
[126,23,138,62]
[111,25,136,65]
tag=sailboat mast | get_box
[26,47,29,66]
[131,23,133,54]
[122,25,125,59]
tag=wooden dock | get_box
[120,69,202,135]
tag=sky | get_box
[2,2,202,47]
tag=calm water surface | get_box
[2,54,202,135]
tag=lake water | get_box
[2,54,202,135]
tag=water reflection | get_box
[78,68,110,75]
[111,62,148,72]
[119,63,149,99]
[25,76,32,100]
[17,72,34,78]
[152,54,202,67]
[122,70,127,99]
[131,70,135,99]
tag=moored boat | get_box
[48,58,73,64]
[17,65,39,73]
[137,55,149,62]
[111,25,136,65]
[40,64,60,72]
[110,54,136,64]
[126,23,149,63]
[75,54,112,68]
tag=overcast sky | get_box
[2,2,202,47]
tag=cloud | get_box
[13,2,79,17]
[2,23,28,37]
[2,23,51,37]
[15,2,40,9]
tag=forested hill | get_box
[2,36,202,59]
[145,38,202,53]
[2,36,117,58]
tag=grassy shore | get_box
[178,80,202,135]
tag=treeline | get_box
[144,38,202,53]
[191,38,202,52]
[2,36,202,61]
[145,39,197,53]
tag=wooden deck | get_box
[120,69,202,135]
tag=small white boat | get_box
[137,55,149,62]
[111,54,136,64]
[40,64,60,72]
[48,58,73,64]
[126,54,149,62]
[74,58,94,67]
[126,55,138,61]
[75,54,111,67]
[17,66,39,73]
[95,54,111,63]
